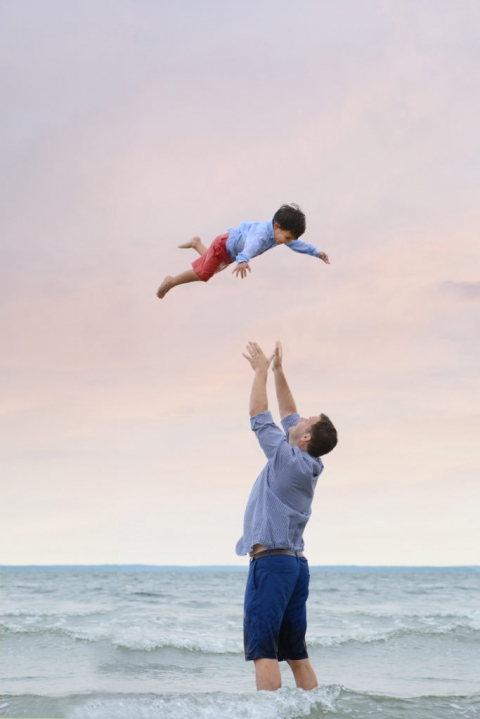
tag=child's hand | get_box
[233,262,251,279]
[271,341,283,372]
[319,252,330,264]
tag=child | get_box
[156,203,329,299]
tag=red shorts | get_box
[191,233,233,282]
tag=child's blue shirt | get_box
[226,219,320,264]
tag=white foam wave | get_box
[0,606,109,618]
[0,619,111,643]
[67,625,243,654]
[112,633,243,654]
[67,686,340,719]
[336,608,480,624]
[0,619,243,653]
[5,687,480,719]
[307,619,480,647]
[3,615,479,653]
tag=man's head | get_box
[289,414,338,458]
[273,203,306,244]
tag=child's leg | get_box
[178,236,207,256]
[157,270,201,299]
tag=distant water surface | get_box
[1,567,479,718]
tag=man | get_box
[236,340,338,691]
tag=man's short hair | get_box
[306,414,338,458]
[273,203,306,239]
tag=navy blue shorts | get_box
[243,554,310,662]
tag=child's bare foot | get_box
[178,236,207,256]
[157,276,173,299]
[178,236,202,250]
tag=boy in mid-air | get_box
[156,204,329,299]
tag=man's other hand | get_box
[242,342,274,372]
[319,252,330,264]
[271,341,283,372]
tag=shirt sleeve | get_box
[286,239,320,257]
[281,413,301,436]
[250,411,289,461]
[235,226,271,264]
[252,412,319,499]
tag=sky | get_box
[1,0,479,566]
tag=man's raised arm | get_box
[272,341,297,419]
[243,341,274,417]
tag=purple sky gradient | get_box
[1,0,479,564]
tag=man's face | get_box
[289,415,321,445]
[273,222,295,245]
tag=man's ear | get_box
[301,432,311,445]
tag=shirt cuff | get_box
[250,410,274,430]
[235,253,250,264]
[281,412,301,432]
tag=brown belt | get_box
[250,549,305,562]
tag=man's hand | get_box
[319,252,330,264]
[243,341,274,373]
[244,342,273,416]
[271,341,283,372]
[233,262,251,279]
[271,340,297,418]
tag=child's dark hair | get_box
[306,414,338,458]
[273,203,306,239]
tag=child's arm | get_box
[234,230,269,264]
[232,262,251,279]
[231,231,268,277]
[287,239,330,264]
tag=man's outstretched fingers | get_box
[243,341,274,371]
[250,342,265,358]
[243,342,258,366]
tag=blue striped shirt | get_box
[235,411,323,556]
[226,219,320,265]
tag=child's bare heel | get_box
[157,276,173,299]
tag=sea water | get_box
[1,567,479,719]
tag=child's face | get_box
[273,222,296,245]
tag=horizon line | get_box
[1,563,479,571]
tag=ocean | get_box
[1,566,479,719]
